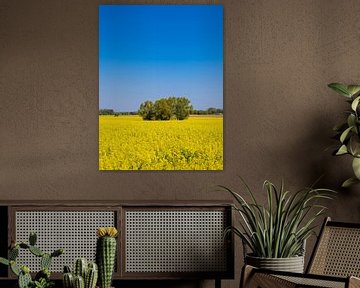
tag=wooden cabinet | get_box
[0,201,233,282]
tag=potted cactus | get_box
[0,232,63,288]
[62,258,98,288]
[96,227,118,288]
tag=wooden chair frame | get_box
[241,217,360,288]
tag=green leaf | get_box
[328,83,351,97]
[347,85,360,97]
[352,157,360,179]
[342,177,360,188]
[352,96,360,111]
[349,135,360,157]
[340,126,353,143]
[0,257,9,266]
[347,114,356,128]
[336,144,348,155]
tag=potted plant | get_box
[96,227,118,288]
[220,179,334,273]
[0,232,63,288]
[62,227,118,288]
[328,82,360,187]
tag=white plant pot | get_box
[245,254,305,273]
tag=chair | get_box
[241,217,360,288]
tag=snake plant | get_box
[221,178,335,258]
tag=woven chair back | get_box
[307,218,360,278]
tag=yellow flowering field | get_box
[99,115,223,170]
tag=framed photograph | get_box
[99,5,223,170]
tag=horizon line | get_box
[99,107,223,112]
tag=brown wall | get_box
[1,0,360,287]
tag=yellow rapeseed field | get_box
[99,115,223,170]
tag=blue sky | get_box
[99,5,223,112]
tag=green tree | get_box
[138,100,155,120]
[173,97,192,120]
[154,98,172,120]
[138,96,193,120]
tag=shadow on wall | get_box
[267,111,353,191]
[303,114,360,220]
[303,113,350,189]
[264,109,360,221]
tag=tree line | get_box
[99,98,223,120]
[192,107,223,115]
[99,109,138,116]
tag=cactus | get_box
[29,232,37,246]
[21,265,30,274]
[10,260,20,276]
[0,257,9,266]
[63,272,74,288]
[41,253,52,270]
[96,227,118,288]
[9,246,19,260]
[74,258,88,279]
[18,270,32,288]
[19,243,29,249]
[63,260,98,288]
[74,275,85,288]
[51,248,64,258]
[64,265,72,273]
[29,245,44,257]
[62,265,74,288]
[85,263,98,288]
[0,232,63,288]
